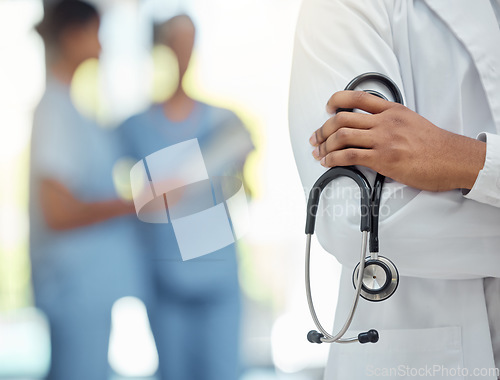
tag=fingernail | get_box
[320,157,326,166]
[326,104,334,114]
[309,133,317,146]
[312,147,320,159]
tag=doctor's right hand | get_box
[309,90,486,192]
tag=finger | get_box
[326,90,395,115]
[320,148,375,168]
[310,111,373,146]
[313,128,375,160]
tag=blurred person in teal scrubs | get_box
[119,14,253,380]
[30,2,147,379]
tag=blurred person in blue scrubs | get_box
[30,2,146,379]
[119,14,253,380]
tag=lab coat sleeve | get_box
[289,0,500,280]
[289,0,401,194]
[464,132,500,207]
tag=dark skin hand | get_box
[310,91,487,192]
[40,179,135,231]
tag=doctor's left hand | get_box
[310,91,486,192]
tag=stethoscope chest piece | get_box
[353,256,399,302]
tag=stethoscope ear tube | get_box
[305,166,372,235]
[369,173,385,253]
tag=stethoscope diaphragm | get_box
[352,256,399,302]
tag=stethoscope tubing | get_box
[304,72,403,345]
[305,231,369,343]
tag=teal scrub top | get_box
[29,77,147,311]
[118,102,253,300]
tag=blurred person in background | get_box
[119,14,253,380]
[30,1,147,379]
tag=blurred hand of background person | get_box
[40,179,135,230]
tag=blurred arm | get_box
[40,178,134,231]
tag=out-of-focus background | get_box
[0,0,343,378]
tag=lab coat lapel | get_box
[424,0,500,134]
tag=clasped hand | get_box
[310,91,486,192]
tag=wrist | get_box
[453,135,486,190]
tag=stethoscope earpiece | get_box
[307,330,324,344]
[358,329,379,344]
[304,72,403,345]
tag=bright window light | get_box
[108,297,159,377]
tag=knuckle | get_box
[331,91,342,103]
[368,113,382,130]
[388,106,407,125]
[334,111,349,126]
[345,149,359,162]
[316,128,324,143]
[392,103,406,112]
[335,127,350,143]
[353,91,367,103]
[379,111,404,131]
[327,93,340,110]
[324,136,334,153]
[385,143,403,162]
[318,142,326,156]
[323,154,334,167]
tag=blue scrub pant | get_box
[148,292,241,380]
[42,299,112,380]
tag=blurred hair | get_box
[153,14,195,46]
[36,0,99,47]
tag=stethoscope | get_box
[305,73,403,345]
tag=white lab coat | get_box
[289,0,500,378]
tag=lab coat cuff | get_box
[463,132,500,207]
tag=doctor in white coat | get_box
[289,0,500,379]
